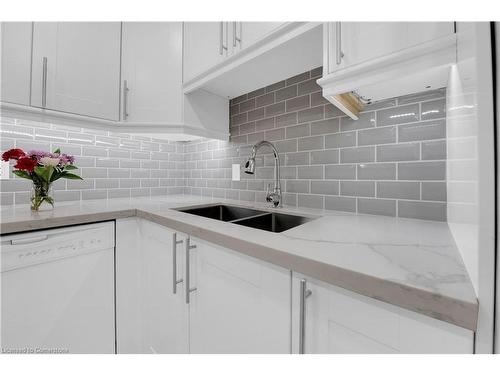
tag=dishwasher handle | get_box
[10,235,49,245]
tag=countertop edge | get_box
[0,209,137,234]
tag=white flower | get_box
[40,157,60,167]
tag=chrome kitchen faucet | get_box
[244,140,282,208]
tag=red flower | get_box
[14,157,37,172]
[2,148,26,161]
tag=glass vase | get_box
[30,183,54,212]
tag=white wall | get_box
[446,22,495,353]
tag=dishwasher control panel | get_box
[1,222,114,272]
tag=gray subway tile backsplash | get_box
[358,198,396,217]
[357,163,396,180]
[340,181,375,197]
[311,180,339,195]
[398,200,447,221]
[398,119,446,142]
[325,196,356,212]
[398,161,446,181]
[1,68,447,221]
[325,164,356,180]
[421,181,447,202]
[325,131,356,148]
[0,117,185,204]
[421,99,446,121]
[377,104,420,126]
[377,181,420,200]
[358,126,396,146]
[421,140,446,160]
[377,143,420,162]
[340,112,376,131]
[340,146,376,163]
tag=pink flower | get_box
[59,154,75,166]
[27,150,54,160]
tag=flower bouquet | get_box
[2,148,83,211]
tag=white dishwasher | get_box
[1,222,115,354]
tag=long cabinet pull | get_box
[335,22,344,65]
[185,236,197,304]
[122,80,129,120]
[233,22,237,47]
[219,22,228,55]
[41,57,48,108]
[299,279,312,354]
[233,22,241,47]
[172,232,184,294]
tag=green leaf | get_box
[12,170,32,180]
[64,165,78,170]
[34,165,54,183]
[53,148,61,154]
[50,171,62,182]
[61,172,83,180]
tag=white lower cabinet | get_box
[116,218,474,354]
[291,273,474,354]
[116,218,188,353]
[115,218,291,353]
[188,236,291,353]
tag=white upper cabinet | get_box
[183,22,226,83]
[31,22,121,120]
[183,22,286,83]
[237,22,285,50]
[328,22,455,74]
[188,237,291,353]
[318,22,456,119]
[291,274,473,354]
[183,22,323,98]
[0,22,33,105]
[121,22,183,124]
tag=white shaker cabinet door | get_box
[183,22,227,83]
[188,237,291,353]
[115,218,189,354]
[0,22,33,105]
[121,22,183,124]
[328,22,454,73]
[237,22,286,51]
[31,22,121,120]
[292,274,473,354]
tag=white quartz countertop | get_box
[0,194,478,330]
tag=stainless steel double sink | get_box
[174,204,314,233]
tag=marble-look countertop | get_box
[0,194,478,331]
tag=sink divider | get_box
[228,212,272,224]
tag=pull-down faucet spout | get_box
[244,140,282,207]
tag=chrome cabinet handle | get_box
[219,22,228,55]
[233,22,237,47]
[122,80,129,120]
[299,279,312,354]
[233,22,241,47]
[41,57,48,108]
[335,22,344,65]
[172,232,184,294]
[185,236,197,304]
